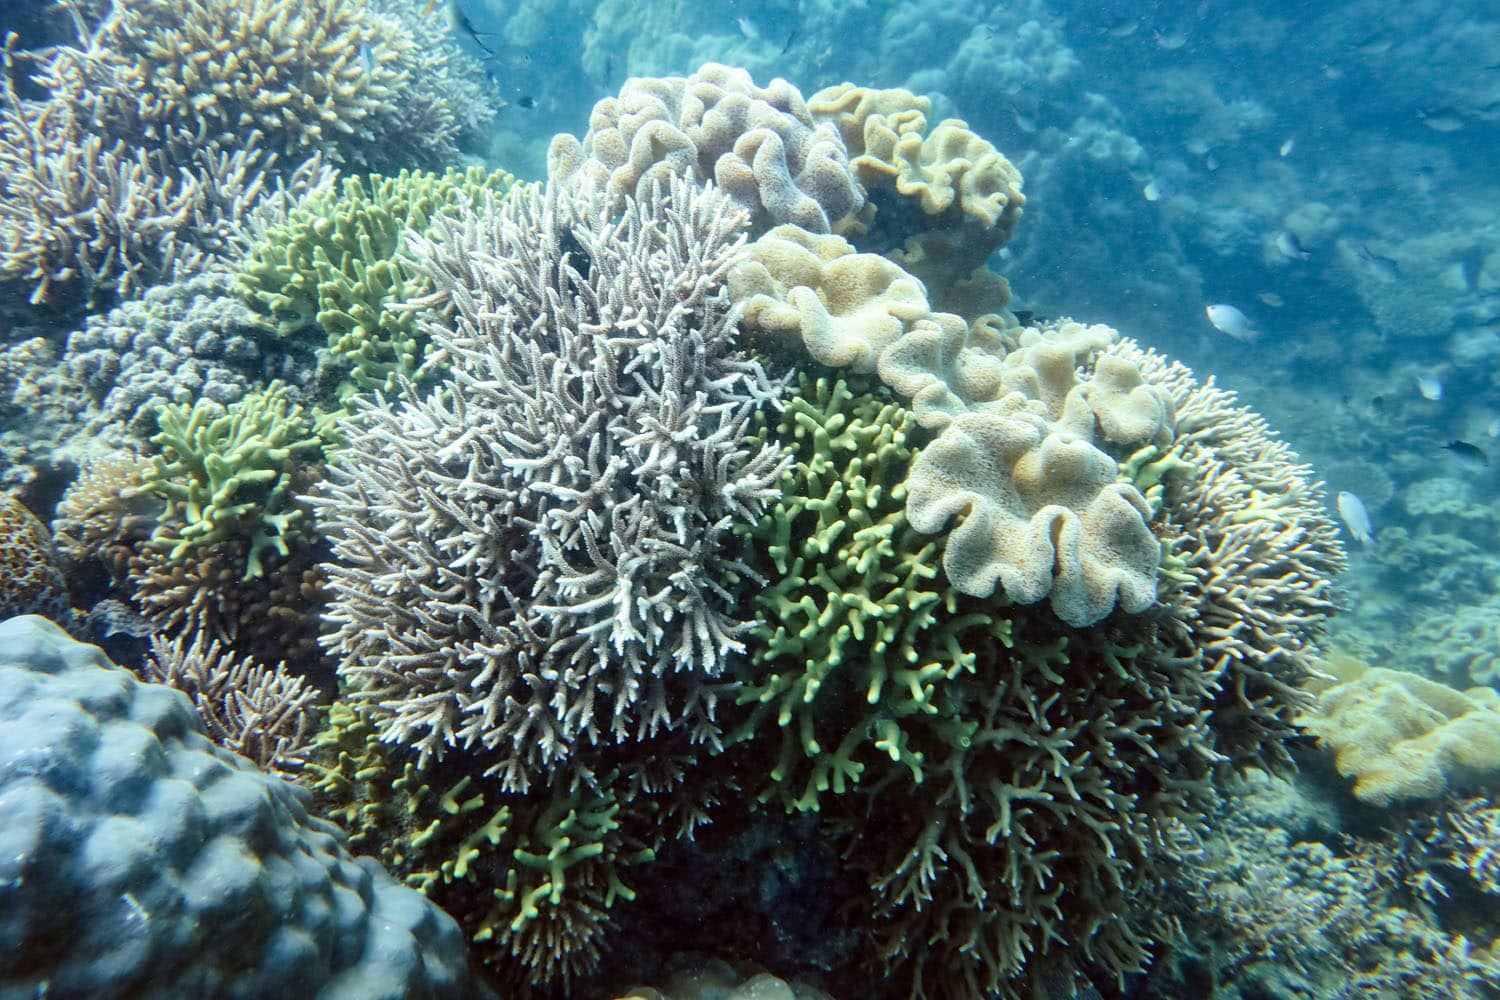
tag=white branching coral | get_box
[314,173,788,792]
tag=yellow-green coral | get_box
[735,375,1000,811]
[237,165,514,402]
[304,700,655,990]
[143,382,322,579]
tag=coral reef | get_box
[40,0,484,168]
[143,629,321,775]
[315,171,786,791]
[548,62,865,235]
[1156,771,1500,998]
[1300,654,1500,806]
[0,495,67,621]
[0,0,491,307]
[0,49,281,305]
[0,614,486,999]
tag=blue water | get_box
[2,0,1497,997]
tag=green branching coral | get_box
[143,382,323,579]
[305,701,658,992]
[237,165,514,402]
[736,375,1001,811]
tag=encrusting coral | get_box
[314,171,787,792]
[1300,654,1500,806]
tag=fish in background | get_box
[1279,136,1296,157]
[1444,439,1490,472]
[1206,303,1260,343]
[1337,491,1375,546]
[1276,231,1312,261]
[1414,374,1444,401]
[1353,243,1400,283]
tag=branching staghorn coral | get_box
[144,628,320,775]
[1122,341,1347,768]
[0,35,287,305]
[305,700,669,991]
[40,0,483,168]
[315,172,788,792]
[1,0,491,306]
[235,165,515,403]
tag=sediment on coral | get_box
[314,170,787,792]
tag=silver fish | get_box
[1206,304,1259,343]
[737,16,759,40]
[1414,375,1443,401]
[1354,243,1399,283]
[1279,136,1295,157]
[1337,491,1375,546]
[1276,231,1311,260]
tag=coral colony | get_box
[1,3,1497,999]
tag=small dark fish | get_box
[782,28,798,54]
[1444,439,1490,469]
[516,95,536,109]
[1370,392,1387,411]
[1354,243,1399,283]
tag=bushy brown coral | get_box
[144,628,320,774]
[43,0,478,168]
[52,451,158,585]
[129,535,328,675]
[0,494,67,620]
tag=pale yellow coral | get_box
[1301,655,1500,806]
[904,324,1171,627]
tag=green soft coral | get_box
[237,165,514,402]
[737,375,1000,811]
[304,700,653,989]
[144,382,322,579]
